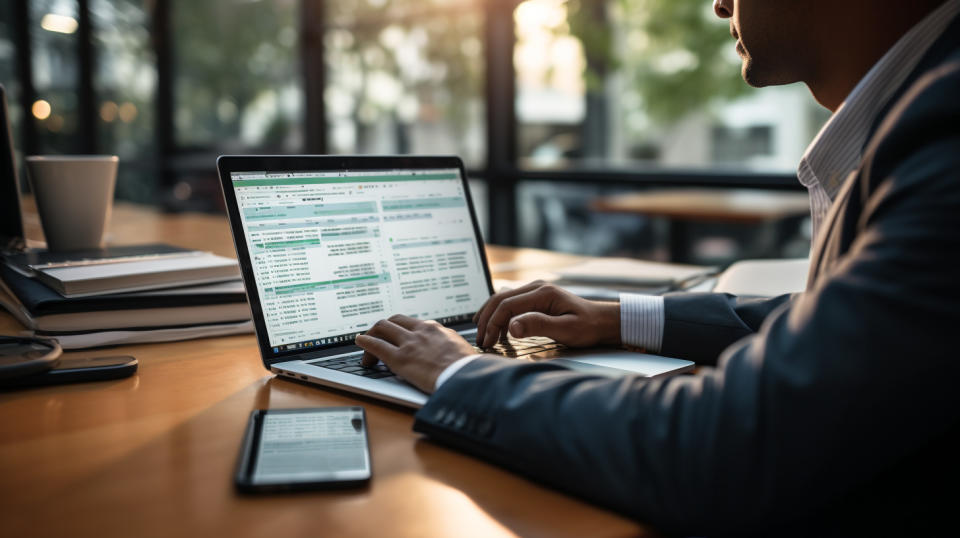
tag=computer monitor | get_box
[0,84,26,250]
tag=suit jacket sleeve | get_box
[413,62,960,535]
[659,292,794,364]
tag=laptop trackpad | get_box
[553,350,693,378]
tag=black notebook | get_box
[0,263,250,332]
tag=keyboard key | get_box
[470,335,566,357]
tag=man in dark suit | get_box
[356,0,960,533]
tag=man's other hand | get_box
[473,281,620,349]
[356,314,476,393]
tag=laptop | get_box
[216,155,694,408]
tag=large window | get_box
[514,0,829,173]
[2,0,816,258]
[510,0,820,261]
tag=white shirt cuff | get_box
[434,354,484,391]
[619,293,665,353]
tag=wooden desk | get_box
[0,204,649,537]
[591,188,810,262]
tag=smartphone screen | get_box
[237,407,371,491]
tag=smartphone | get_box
[234,407,372,493]
[0,355,137,389]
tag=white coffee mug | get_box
[25,155,118,252]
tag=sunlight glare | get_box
[515,0,567,32]
[40,13,78,34]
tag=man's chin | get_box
[741,60,792,88]
[742,68,767,88]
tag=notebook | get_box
[553,257,715,288]
[0,263,249,332]
[713,258,809,297]
[24,249,241,297]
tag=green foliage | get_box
[567,0,620,83]
[568,0,749,124]
[326,1,484,135]
[172,0,299,147]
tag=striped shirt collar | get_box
[797,0,960,235]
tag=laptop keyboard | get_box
[306,335,565,380]
[467,334,565,358]
[310,355,396,379]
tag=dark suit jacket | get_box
[414,16,960,537]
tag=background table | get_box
[591,188,810,262]
[0,204,652,537]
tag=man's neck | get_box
[806,3,944,112]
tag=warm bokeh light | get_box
[119,102,138,123]
[31,99,52,120]
[40,13,78,34]
[100,101,119,122]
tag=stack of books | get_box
[0,244,253,349]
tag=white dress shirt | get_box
[436,0,960,390]
[799,0,960,241]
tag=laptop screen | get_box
[230,167,490,353]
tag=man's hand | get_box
[355,314,477,393]
[473,281,621,348]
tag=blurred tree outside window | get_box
[92,0,157,203]
[172,0,303,152]
[516,0,830,173]
[325,0,486,168]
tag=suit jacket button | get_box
[454,413,467,430]
[477,418,493,437]
[442,410,457,426]
[433,407,448,422]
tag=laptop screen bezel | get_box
[216,154,495,368]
